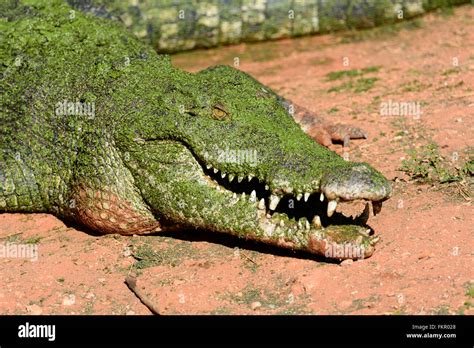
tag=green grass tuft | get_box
[326,66,380,81]
[328,77,379,93]
[401,143,473,184]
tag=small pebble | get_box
[62,294,76,306]
[122,247,132,257]
[85,292,95,299]
[340,259,354,266]
[250,301,262,310]
[26,304,43,315]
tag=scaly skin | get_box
[1,0,392,260]
[66,0,471,52]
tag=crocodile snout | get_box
[320,164,392,202]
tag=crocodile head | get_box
[114,64,391,260]
[0,0,390,262]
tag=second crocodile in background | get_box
[0,0,392,260]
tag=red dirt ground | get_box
[1,6,472,315]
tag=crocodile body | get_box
[1,0,392,260]
[67,0,471,52]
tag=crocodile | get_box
[66,0,471,52]
[0,0,392,260]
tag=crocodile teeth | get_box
[221,172,226,179]
[312,215,322,228]
[213,168,218,174]
[249,190,256,203]
[305,220,310,230]
[356,203,370,224]
[258,198,266,210]
[372,201,383,216]
[327,200,337,217]
[206,164,212,169]
[320,193,324,202]
[228,174,234,182]
[369,235,380,245]
[304,192,310,202]
[360,228,371,237]
[265,185,269,191]
[233,193,237,199]
[296,193,302,201]
[297,220,303,230]
[241,192,246,199]
[280,220,285,227]
[248,174,254,181]
[269,194,280,210]
[238,176,243,183]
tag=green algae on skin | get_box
[1,0,391,259]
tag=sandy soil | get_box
[1,6,473,315]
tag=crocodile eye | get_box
[211,103,230,121]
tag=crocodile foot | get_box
[289,102,367,147]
